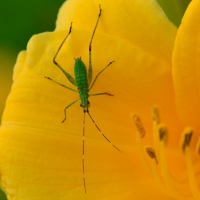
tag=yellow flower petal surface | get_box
[0,28,176,199]
[57,0,183,144]
[173,0,200,132]
[0,0,181,199]
[56,0,177,66]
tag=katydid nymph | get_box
[45,5,122,193]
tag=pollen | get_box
[131,113,145,138]
[146,147,158,164]
[132,107,200,200]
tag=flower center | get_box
[132,106,200,200]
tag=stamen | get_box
[133,109,197,199]
[159,125,193,200]
[131,113,145,138]
[158,124,168,145]
[183,128,200,199]
[195,137,200,158]
[146,146,171,196]
[151,106,161,125]
[182,128,193,153]
[146,147,158,164]
[151,106,161,163]
[131,113,153,177]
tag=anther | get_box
[182,128,193,153]
[146,147,158,164]
[131,113,145,138]
[151,106,160,124]
[158,124,168,144]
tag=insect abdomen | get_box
[74,58,89,108]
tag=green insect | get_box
[45,5,121,193]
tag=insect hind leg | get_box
[53,22,77,86]
[88,5,102,86]
[53,22,72,64]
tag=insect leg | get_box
[53,22,77,86]
[89,92,113,97]
[89,61,114,92]
[87,111,122,153]
[88,5,102,86]
[45,77,78,93]
[62,98,80,122]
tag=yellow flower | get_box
[0,0,198,199]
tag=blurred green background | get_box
[0,0,191,199]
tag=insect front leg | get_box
[62,98,80,122]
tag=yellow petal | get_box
[0,1,180,199]
[0,28,176,199]
[56,0,177,66]
[56,0,182,142]
[173,0,200,132]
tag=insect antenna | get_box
[87,111,122,153]
[82,111,86,193]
